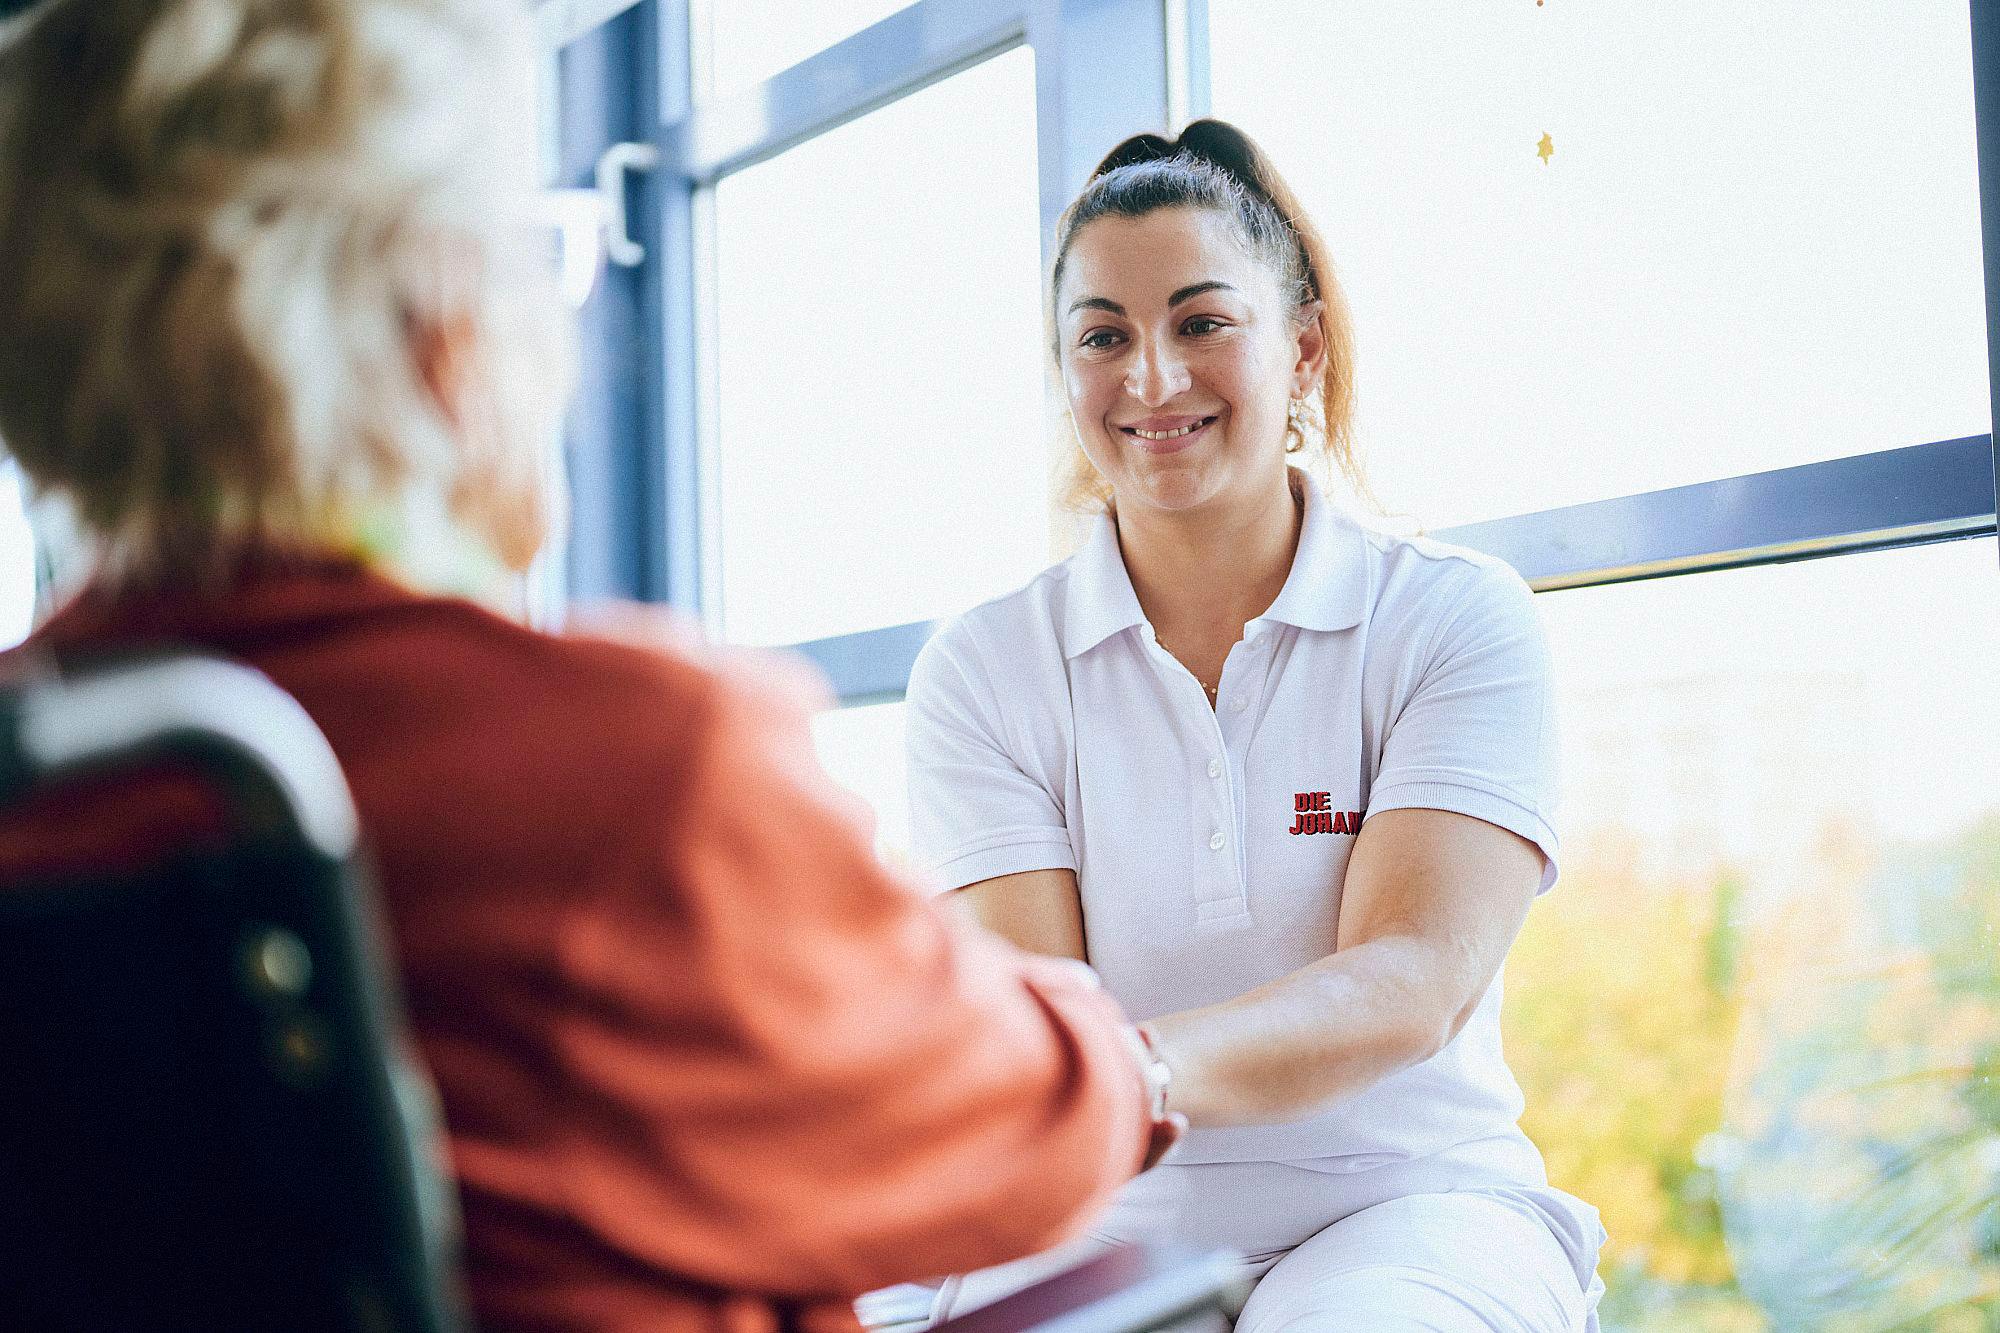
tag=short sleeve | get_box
[905,625,1076,892]
[1366,562,1562,894]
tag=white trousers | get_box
[929,1134,1607,1332]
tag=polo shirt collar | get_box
[1260,470,1371,633]
[1062,510,1149,660]
[1061,470,1370,660]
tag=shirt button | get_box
[1209,832,1226,851]
[1230,696,1248,712]
[1207,759,1222,779]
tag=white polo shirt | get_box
[906,469,1560,1167]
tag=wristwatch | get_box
[1133,1022,1174,1121]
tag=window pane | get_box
[1506,538,2000,1328]
[0,462,34,649]
[1210,2,1989,529]
[810,701,912,868]
[713,48,1047,645]
[706,0,916,103]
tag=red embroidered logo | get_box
[1290,791,1360,836]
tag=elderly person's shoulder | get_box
[0,555,839,877]
[211,562,838,774]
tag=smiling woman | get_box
[1048,121,1365,518]
[1061,213,1308,519]
[908,120,1608,1333]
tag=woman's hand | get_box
[1140,1109,1189,1171]
[1126,1022,1187,1170]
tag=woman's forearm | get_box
[1145,935,1459,1126]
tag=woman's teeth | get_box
[1130,418,1213,441]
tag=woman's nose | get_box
[1124,344,1191,405]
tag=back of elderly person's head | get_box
[0,0,571,588]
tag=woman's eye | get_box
[1080,329,1121,350]
[1183,317,1224,336]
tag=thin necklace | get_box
[1131,483,1301,707]
[1155,634,1219,700]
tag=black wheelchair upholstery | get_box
[0,654,465,1332]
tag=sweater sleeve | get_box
[553,652,1150,1299]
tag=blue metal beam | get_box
[790,618,943,704]
[1440,436,1996,592]
[1172,0,1212,125]
[645,0,702,609]
[663,0,1027,184]
[534,0,649,50]
[1027,0,1173,254]
[1969,0,2000,567]
[793,437,1998,701]
[556,6,656,603]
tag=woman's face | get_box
[1056,205,1321,517]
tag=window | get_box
[701,0,917,103]
[809,701,913,865]
[1208,1,1988,528]
[1506,536,2000,1327]
[0,462,34,650]
[711,46,1049,646]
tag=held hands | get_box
[1125,1022,1186,1171]
[1039,959,1186,1171]
[1140,1111,1186,1173]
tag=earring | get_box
[1284,397,1308,454]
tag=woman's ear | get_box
[410,307,550,574]
[410,308,476,430]
[1292,299,1328,397]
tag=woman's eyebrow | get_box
[1066,281,1237,319]
[1068,296,1125,317]
[1168,280,1235,306]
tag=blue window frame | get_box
[541,0,1188,650]
[537,0,1994,698]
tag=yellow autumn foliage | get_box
[1503,812,2000,1328]
[1503,860,1744,1291]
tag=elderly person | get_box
[0,2,1174,1329]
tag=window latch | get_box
[527,140,661,308]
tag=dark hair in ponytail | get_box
[1050,119,1369,514]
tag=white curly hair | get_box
[0,0,572,586]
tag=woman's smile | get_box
[1120,413,1221,454]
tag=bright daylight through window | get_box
[1210,0,1987,530]
[702,0,915,103]
[711,46,1048,647]
[1204,2,2000,1325]
[1520,538,1999,1329]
